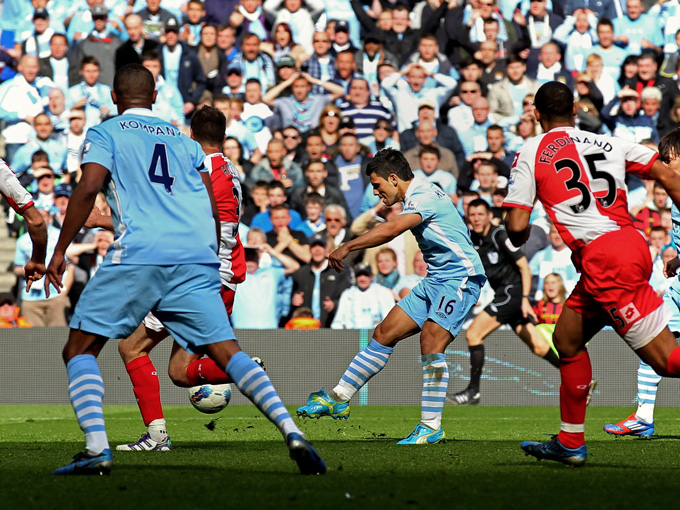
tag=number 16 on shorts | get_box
[436,296,456,319]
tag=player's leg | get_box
[515,322,561,368]
[447,310,500,405]
[168,285,243,387]
[158,264,325,475]
[55,263,158,475]
[520,304,604,466]
[54,329,114,475]
[297,304,420,419]
[603,288,680,437]
[399,275,484,444]
[116,318,172,452]
[603,359,659,438]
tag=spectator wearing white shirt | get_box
[381,62,457,133]
[331,263,396,329]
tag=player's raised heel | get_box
[296,387,350,419]
[520,436,587,467]
[397,423,446,445]
[54,448,113,475]
[446,387,480,406]
[287,433,327,475]
[603,414,655,438]
[116,433,172,451]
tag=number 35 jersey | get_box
[504,126,658,259]
[82,108,219,266]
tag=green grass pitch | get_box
[1,405,680,509]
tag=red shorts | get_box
[566,227,663,338]
[220,285,236,316]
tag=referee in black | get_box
[447,199,560,405]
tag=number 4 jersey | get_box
[504,126,658,264]
[82,108,219,266]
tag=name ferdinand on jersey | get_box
[118,120,180,137]
[538,134,613,164]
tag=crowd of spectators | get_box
[0,0,679,328]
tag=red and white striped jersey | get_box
[0,158,34,213]
[205,153,246,286]
[504,127,658,259]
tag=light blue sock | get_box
[332,339,394,402]
[420,353,448,430]
[636,360,662,423]
[66,354,109,455]
[226,351,301,439]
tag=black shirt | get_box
[471,224,524,290]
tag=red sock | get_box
[667,346,680,376]
[186,357,233,385]
[556,350,592,449]
[126,356,163,426]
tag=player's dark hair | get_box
[366,148,414,181]
[534,81,574,121]
[467,198,491,212]
[659,127,680,163]
[113,64,155,100]
[191,106,226,146]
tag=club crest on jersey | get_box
[487,252,499,264]
[405,200,419,211]
[83,141,91,155]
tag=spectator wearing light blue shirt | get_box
[65,56,116,129]
[13,205,70,326]
[413,146,457,199]
[612,0,663,57]
[380,62,457,133]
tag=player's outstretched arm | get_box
[504,207,532,248]
[22,205,47,291]
[45,162,109,297]
[328,213,421,272]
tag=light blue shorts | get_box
[70,262,233,354]
[664,279,680,333]
[397,274,485,336]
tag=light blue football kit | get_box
[58,107,321,475]
[297,176,486,442]
[397,178,486,333]
[70,108,229,352]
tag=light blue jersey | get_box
[665,203,680,332]
[81,108,219,266]
[400,177,485,280]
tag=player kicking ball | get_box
[85,105,252,452]
[45,64,325,475]
[603,128,680,439]
[504,81,680,466]
[296,148,487,444]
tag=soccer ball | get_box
[188,384,232,414]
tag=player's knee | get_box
[465,330,482,346]
[168,363,190,387]
[372,323,386,344]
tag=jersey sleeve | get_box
[401,187,435,223]
[495,227,525,263]
[503,150,537,210]
[81,126,114,171]
[0,160,33,214]
[190,139,206,173]
[623,142,659,178]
